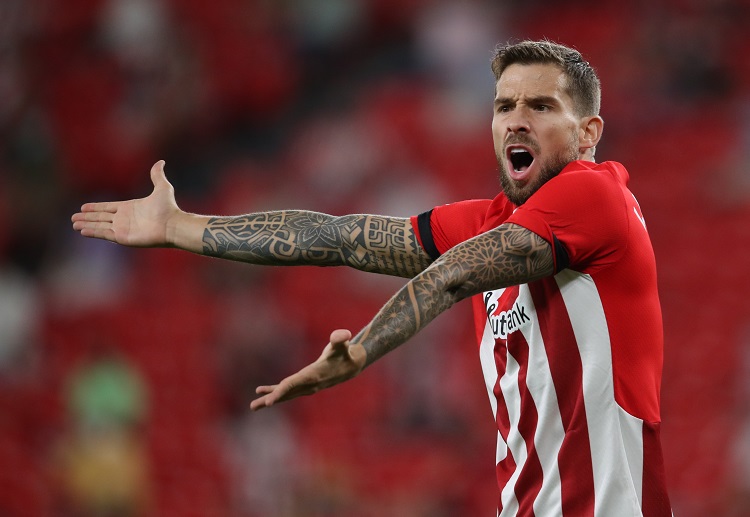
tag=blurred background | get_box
[0,0,749,515]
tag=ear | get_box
[579,115,604,153]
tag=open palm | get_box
[71,161,179,247]
[250,329,367,411]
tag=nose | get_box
[507,109,530,134]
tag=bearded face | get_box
[491,63,596,206]
[497,130,579,205]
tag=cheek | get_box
[542,123,578,152]
[491,118,505,150]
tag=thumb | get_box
[329,329,352,349]
[150,160,171,188]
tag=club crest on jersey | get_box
[484,291,531,340]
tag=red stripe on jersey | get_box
[529,279,595,516]
[496,439,516,515]
[507,333,544,516]
[641,422,673,516]
[494,344,514,515]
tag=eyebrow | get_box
[494,95,560,106]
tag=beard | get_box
[497,133,579,206]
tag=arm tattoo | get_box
[201,211,432,278]
[354,223,555,366]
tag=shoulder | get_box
[413,198,496,257]
[531,161,630,214]
[510,161,634,272]
[547,160,628,191]
[427,198,496,233]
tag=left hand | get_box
[250,329,367,411]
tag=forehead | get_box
[495,62,570,102]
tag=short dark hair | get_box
[491,40,601,117]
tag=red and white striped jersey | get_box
[411,161,672,516]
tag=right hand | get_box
[249,329,367,411]
[71,160,180,247]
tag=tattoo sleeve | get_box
[353,223,555,366]
[201,211,432,278]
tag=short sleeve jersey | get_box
[411,161,672,516]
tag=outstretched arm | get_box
[250,222,555,410]
[201,211,429,277]
[72,161,432,278]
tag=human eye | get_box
[533,104,551,112]
[496,104,512,114]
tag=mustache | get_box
[503,134,540,152]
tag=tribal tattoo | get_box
[201,211,431,278]
[354,223,555,366]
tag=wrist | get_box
[164,209,182,248]
[166,211,207,253]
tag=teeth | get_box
[510,149,526,154]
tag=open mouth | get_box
[506,145,535,177]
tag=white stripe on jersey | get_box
[480,286,566,517]
[498,352,523,515]
[479,290,506,469]
[479,289,503,419]
[555,269,643,517]
[480,274,653,516]
[618,406,645,508]
[516,286,565,517]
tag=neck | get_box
[579,148,596,162]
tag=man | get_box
[72,40,672,516]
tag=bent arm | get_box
[355,223,554,365]
[72,161,432,278]
[250,223,555,410]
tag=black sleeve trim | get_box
[416,210,441,261]
[552,233,570,273]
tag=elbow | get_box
[445,280,480,305]
[444,276,472,303]
[435,261,475,305]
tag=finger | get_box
[72,220,89,231]
[71,211,115,223]
[150,160,171,188]
[250,375,312,411]
[250,386,276,411]
[73,217,113,229]
[329,328,352,346]
[255,385,276,395]
[74,221,113,235]
[80,202,120,213]
[79,227,117,242]
[250,384,290,411]
[249,395,271,411]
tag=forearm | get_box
[352,223,555,366]
[172,210,430,277]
